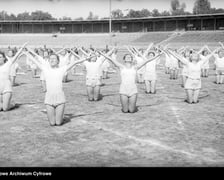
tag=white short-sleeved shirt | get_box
[165,54,171,66]
[102,59,110,70]
[59,54,70,67]
[120,67,137,86]
[169,57,179,68]
[214,55,224,68]
[187,62,203,80]
[83,59,102,79]
[42,66,67,93]
[200,55,210,68]
[10,62,19,76]
[0,61,12,81]
[145,60,156,74]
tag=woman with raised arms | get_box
[0,43,27,111]
[99,49,162,113]
[24,48,94,126]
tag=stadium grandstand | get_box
[0,13,224,33]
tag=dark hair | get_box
[50,53,60,63]
[0,51,8,63]
[148,51,155,56]
[202,50,208,56]
[7,48,16,56]
[123,54,133,61]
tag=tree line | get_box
[0,0,223,21]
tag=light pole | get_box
[109,0,112,35]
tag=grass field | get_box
[1,46,224,167]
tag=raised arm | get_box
[167,49,189,66]
[55,47,67,55]
[22,51,43,70]
[196,45,207,55]
[143,43,154,57]
[97,47,115,64]
[219,42,224,49]
[69,49,81,59]
[132,47,142,56]
[204,46,220,59]
[78,48,90,57]
[10,43,28,64]
[66,55,95,72]
[26,47,46,64]
[136,53,162,70]
[125,46,137,57]
[98,51,125,69]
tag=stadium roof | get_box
[0,13,224,23]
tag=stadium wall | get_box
[0,13,224,33]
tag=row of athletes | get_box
[1,42,224,126]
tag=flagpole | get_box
[109,0,112,35]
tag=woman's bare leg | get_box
[93,85,100,101]
[186,90,193,104]
[45,105,56,126]
[193,89,200,103]
[55,103,65,126]
[150,80,156,94]
[128,94,138,113]
[2,92,14,111]
[120,94,129,113]
[144,80,150,93]
[87,86,94,101]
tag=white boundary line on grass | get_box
[156,72,185,130]
[79,118,224,164]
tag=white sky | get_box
[1,0,224,19]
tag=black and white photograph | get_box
[0,0,224,174]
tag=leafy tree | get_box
[8,13,17,20]
[61,16,72,20]
[126,9,152,18]
[210,8,224,14]
[170,0,186,15]
[126,9,141,18]
[31,10,55,20]
[160,10,171,16]
[87,11,94,20]
[193,0,211,14]
[0,11,8,20]
[140,9,151,17]
[75,17,84,20]
[111,9,124,19]
[17,12,31,20]
[152,9,160,17]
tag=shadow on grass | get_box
[40,111,104,125]
[13,82,26,87]
[63,79,73,83]
[107,100,163,109]
[77,93,117,101]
